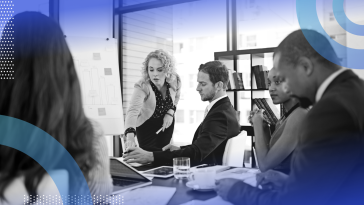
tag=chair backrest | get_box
[2,170,69,205]
[223,131,248,167]
[252,146,260,169]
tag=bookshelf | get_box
[214,47,282,168]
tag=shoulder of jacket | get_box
[135,79,151,92]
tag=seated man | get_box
[124,61,240,166]
[216,29,364,205]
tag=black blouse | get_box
[124,81,176,136]
[150,81,176,118]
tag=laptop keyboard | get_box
[112,178,139,187]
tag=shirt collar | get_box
[315,68,348,102]
[206,95,227,114]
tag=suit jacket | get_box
[124,74,181,130]
[227,70,364,205]
[153,97,240,166]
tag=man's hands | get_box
[256,170,288,190]
[215,178,241,201]
[123,147,154,164]
[162,144,181,151]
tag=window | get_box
[189,110,195,124]
[175,110,185,123]
[189,74,195,88]
[121,0,227,145]
[120,5,173,119]
[196,110,204,123]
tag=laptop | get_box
[110,157,152,194]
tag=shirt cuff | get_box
[153,151,173,166]
[124,127,136,136]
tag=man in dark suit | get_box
[124,61,240,166]
[216,29,364,205]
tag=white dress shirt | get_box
[204,95,228,118]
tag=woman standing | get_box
[249,68,307,174]
[124,50,181,151]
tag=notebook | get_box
[110,157,152,194]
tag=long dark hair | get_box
[0,12,95,198]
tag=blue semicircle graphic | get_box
[333,0,364,36]
[0,115,92,204]
[296,0,364,70]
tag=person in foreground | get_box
[0,12,112,204]
[216,29,364,205]
[124,61,240,166]
[249,68,307,174]
[124,49,181,151]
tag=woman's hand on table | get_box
[123,147,154,164]
[126,133,137,150]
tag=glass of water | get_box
[173,157,190,179]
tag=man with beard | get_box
[216,29,364,205]
[124,61,240,166]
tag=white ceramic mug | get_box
[190,169,216,188]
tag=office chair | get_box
[240,126,257,168]
[223,131,248,167]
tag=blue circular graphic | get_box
[333,0,364,36]
[296,0,364,69]
[0,115,92,204]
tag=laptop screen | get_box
[110,159,149,182]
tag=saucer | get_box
[186,181,216,192]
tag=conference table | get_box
[135,164,218,205]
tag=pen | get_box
[196,164,214,169]
[156,127,163,134]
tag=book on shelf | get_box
[258,70,266,88]
[238,72,245,89]
[253,98,279,124]
[252,99,274,125]
[264,98,280,119]
[235,110,240,123]
[263,71,269,89]
[252,65,262,89]
[228,69,236,89]
[252,65,269,89]
[233,72,245,89]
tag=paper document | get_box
[216,168,261,187]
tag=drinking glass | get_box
[173,157,190,179]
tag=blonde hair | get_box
[142,49,177,82]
